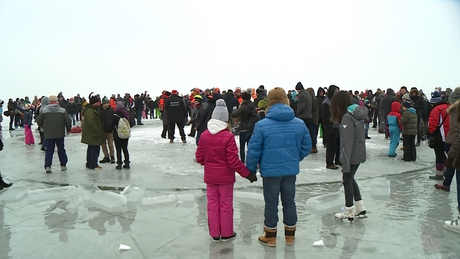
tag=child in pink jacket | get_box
[196,99,257,242]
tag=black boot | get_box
[0,177,13,190]
[99,157,110,163]
[123,161,130,169]
[110,156,116,164]
[116,162,122,170]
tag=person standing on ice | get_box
[246,87,311,247]
[113,101,131,170]
[195,99,257,242]
[81,93,104,170]
[387,101,402,157]
[330,91,367,221]
[0,138,13,190]
[37,95,71,173]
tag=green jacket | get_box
[81,104,104,146]
[400,108,418,136]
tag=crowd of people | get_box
[1,83,460,245]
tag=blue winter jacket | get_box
[246,103,311,177]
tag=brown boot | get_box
[310,147,318,153]
[284,225,296,245]
[258,227,277,247]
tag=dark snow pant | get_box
[402,134,416,161]
[86,145,100,169]
[44,138,68,168]
[302,118,316,149]
[114,138,129,164]
[9,114,15,129]
[239,131,252,163]
[343,164,362,207]
[168,121,186,141]
[325,129,340,166]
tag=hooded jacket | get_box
[37,103,71,139]
[81,104,104,146]
[445,100,460,145]
[400,107,417,135]
[296,89,313,119]
[429,101,450,141]
[195,119,250,184]
[339,104,367,173]
[246,103,311,177]
[387,101,402,131]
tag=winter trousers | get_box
[24,124,34,145]
[343,164,362,207]
[302,118,316,149]
[114,138,130,164]
[168,121,186,141]
[325,129,340,166]
[206,183,234,238]
[402,134,416,161]
[44,138,68,168]
[263,175,297,228]
[434,140,447,172]
[239,131,252,163]
[388,126,400,156]
[101,132,115,157]
[86,145,100,169]
[443,167,460,209]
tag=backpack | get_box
[115,114,131,139]
[247,109,260,132]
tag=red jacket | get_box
[195,120,250,184]
[429,102,450,141]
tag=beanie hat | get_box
[267,87,290,108]
[258,98,268,109]
[242,89,252,101]
[211,99,228,122]
[430,91,442,104]
[295,82,304,90]
[449,87,460,104]
[49,95,58,103]
[41,96,49,106]
[102,96,109,104]
[402,93,410,101]
[256,85,265,94]
[403,101,412,108]
[89,92,100,104]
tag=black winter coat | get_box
[165,94,187,123]
[231,100,255,131]
[224,93,239,115]
[66,102,78,115]
[98,106,115,133]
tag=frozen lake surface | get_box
[0,120,458,258]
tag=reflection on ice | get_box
[371,179,391,200]
[234,191,264,202]
[86,191,127,211]
[121,185,146,203]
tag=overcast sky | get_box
[1,0,459,102]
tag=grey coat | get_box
[339,105,367,173]
[37,103,71,139]
[296,90,312,119]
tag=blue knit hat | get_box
[430,91,442,104]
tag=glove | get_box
[246,173,257,183]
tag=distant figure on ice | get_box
[387,101,402,157]
[246,87,311,247]
[195,99,257,242]
[81,93,104,170]
[113,101,131,170]
[400,101,417,161]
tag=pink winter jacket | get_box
[196,119,250,185]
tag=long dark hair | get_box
[330,91,352,124]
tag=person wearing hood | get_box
[113,101,131,169]
[316,87,326,146]
[382,88,396,138]
[37,95,71,173]
[246,87,311,247]
[322,85,341,169]
[400,101,417,161]
[195,99,256,242]
[81,93,104,170]
[428,91,450,180]
[330,91,367,221]
[387,101,402,157]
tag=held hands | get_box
[246,173,257,183]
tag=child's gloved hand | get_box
[246,173,257,183]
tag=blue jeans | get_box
[44,138,68,168]
[263,175,297,228]
[69,114,76,126]
[136,111,143,124]
[86,145,100,169]
[239,131,252,163]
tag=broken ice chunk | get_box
[28,186,78,202]
[306,191,343,214]
[141,194,176,206]
[121,185,146,203]
[90,191,127,209]
[119,244,131,251]
[0,186,29,202]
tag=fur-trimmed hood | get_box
[447,100,460,114]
